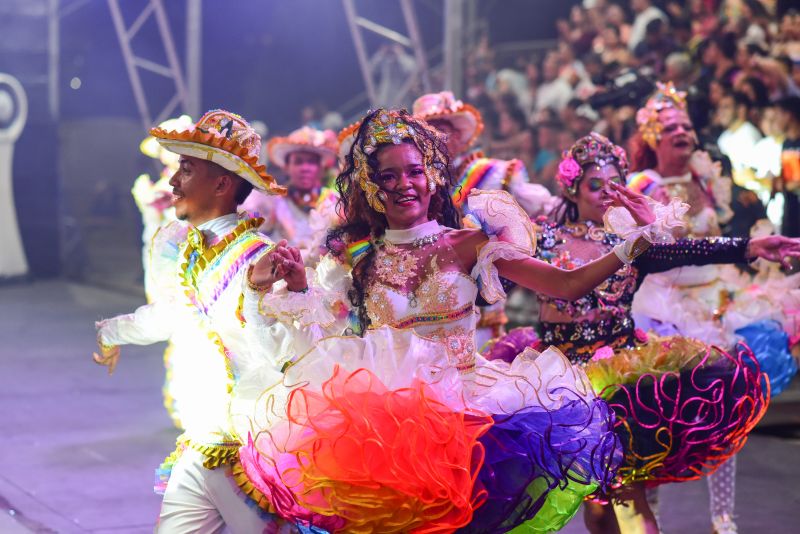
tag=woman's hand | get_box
[250,240,308,292]
[276,245,308,292]
[747,236,800,268]
[604,181,655,226]
[249,240,292,290]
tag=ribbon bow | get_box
[187,227,207,255]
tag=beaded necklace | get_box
[560,220,617,246]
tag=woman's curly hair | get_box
[326,108,461,334]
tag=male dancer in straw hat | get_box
[243,126,340,264]
[93,110,303,532]
[412,91,555,346]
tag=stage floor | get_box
[1,280,799,533]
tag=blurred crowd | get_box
[460,0,800,235]
[294,0,800,236]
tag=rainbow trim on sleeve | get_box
[181,218,273,315]
[627,172,658,196]
[452,158,496,207]
[346,237,372,265]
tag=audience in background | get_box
[454,0,800,236]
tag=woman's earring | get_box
[428,177,436,192]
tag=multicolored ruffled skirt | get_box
[633,265,800,397]
[487,327,769,488]
[584,335,768,486]
[237,326,621,533]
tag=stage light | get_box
[70,77,82,90]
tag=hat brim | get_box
[336,121,361,162]
[416,103,484,149]
[267,139,337,170]
[150,128,286,195]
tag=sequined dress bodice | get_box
[536,219,638,318]
[534,219,639,363]
[365,226,480,372]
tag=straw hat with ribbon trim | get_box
[149,109,285,195]
[267,126,338,170]
[411,91,484,149]
[336,120,362,165]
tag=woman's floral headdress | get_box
[350,109,447,213]
[557,132,629,195]
[635,81,688,149]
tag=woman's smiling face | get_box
[374,142,433,230]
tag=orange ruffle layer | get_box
[255,365,493,533]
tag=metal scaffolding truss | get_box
[107,0,201,130]
[342,0,433,108]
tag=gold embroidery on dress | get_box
[366,284,396,327]
[375,241,419,287]
[426,325,475,372]
[415,256,459,312]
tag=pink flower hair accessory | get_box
[557,155,582,192]
[558,132,629,194]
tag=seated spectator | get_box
[605,2,631,47]
[749,103,785,226]
[495,68,533,117]
[664,52,694,89]
[534,51,574,113]
[532,120,563,191]
[716,91,763,183]
[634,18,677,73]
[736,75,770,109]
[699,32,741,92]
[775,95,800,236]
[722,162,770,238]
[739,0,771,49]
[628,0,667,51]
[595,24,633,66]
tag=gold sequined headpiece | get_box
[636,82,688,149]
[350,109,447,213]
[558,132,629,195]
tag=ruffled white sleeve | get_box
[304,191,342,265]
[603,197,689,243]
[466,189,537,304]
[96,299,177,347]
[258,255,352,332]
[145,221,188,299]
[603,197,689,264]
[97,222,188,346]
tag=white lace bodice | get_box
[365,229,481,372]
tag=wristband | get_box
[246,265,272,293]
[613,236,651,265]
